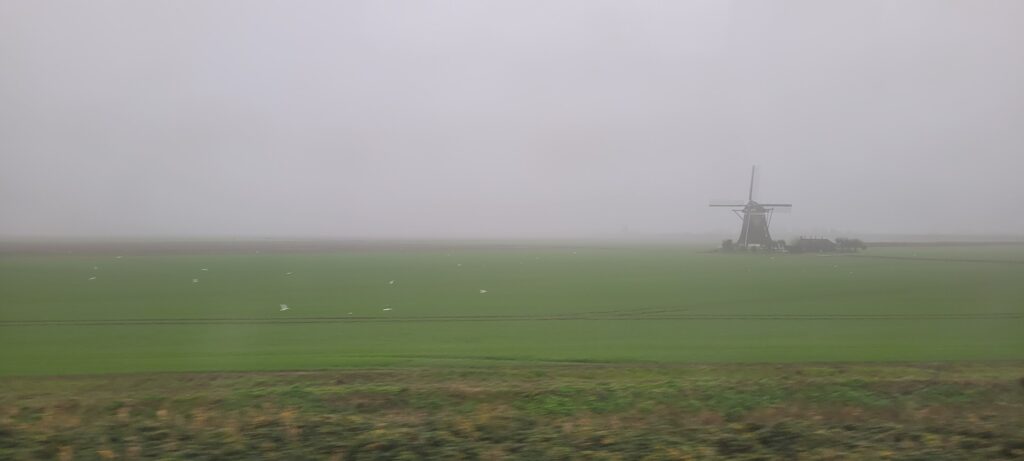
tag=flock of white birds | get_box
[85,257,491,315]
[272,262,491,314]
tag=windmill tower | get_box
[710,166,792,250]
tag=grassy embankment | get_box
[2,363,1023,460]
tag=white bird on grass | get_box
[201,268,209,271]
[88,276,96,281]
[389,280,395,285]
[280,304,289,311]
[479,289,488,294]
[285,272,293,276]
[382,307,392,312]
[192,278,199,283]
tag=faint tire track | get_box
[2,311,1021,326]
[844,254,1024,265]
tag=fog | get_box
[2,1,1022,240]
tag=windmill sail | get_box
[748,165,756,201]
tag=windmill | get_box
[710,166,792,250]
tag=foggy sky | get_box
[2,1,1022,239]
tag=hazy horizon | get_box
[3,1,1022,240]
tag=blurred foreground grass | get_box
[2,362,1023,460]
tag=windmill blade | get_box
[764,206,792,214]
[748,165,757,201]
[758,203,792,207]
[710,199,747,207]
[708,197,749,204]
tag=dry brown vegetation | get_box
[1,363,1023,460]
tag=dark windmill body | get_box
[711,167,791,251]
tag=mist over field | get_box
[3,5,1024,459]
[2,1,1022,239]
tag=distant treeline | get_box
[721,237,866,253]
[866,241,1024,247]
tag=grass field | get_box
[1,243,1022,375]
[2,242,1023,459]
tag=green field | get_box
[2,243,1022,375]
[2,242,1024,459]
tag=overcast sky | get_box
[2,1,1022,239]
